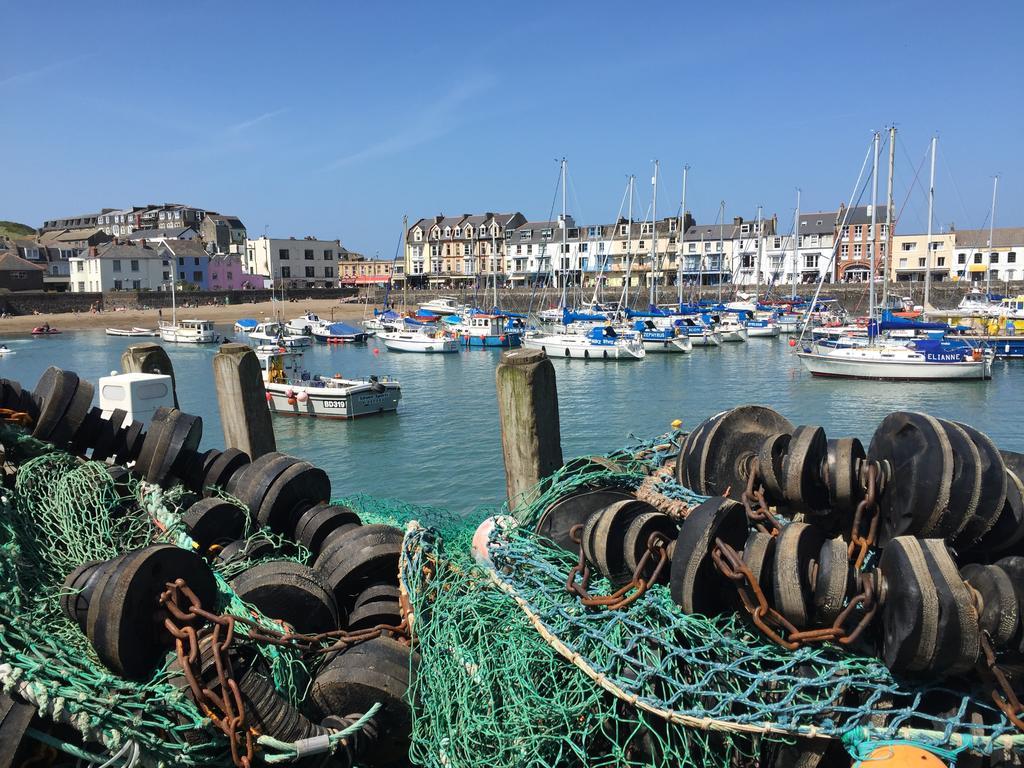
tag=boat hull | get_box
[746,325,780,338]
[641,337,692,353]
[159,328,220,344]
[380,336,459,353]
[687,333,722,347]
[265,383,401,418]
[521,336,645,360]
[797,352,992,381]
[719,328,748,342]
[459,333,522,348]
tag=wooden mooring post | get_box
[212,343,276,459]
[495,348,563,506]
[121,343,179,408]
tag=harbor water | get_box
[3,328,1022,512]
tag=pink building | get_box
[207,253,262,290]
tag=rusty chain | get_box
[712,538,878,651]
[0,407,33,427]
[635,467,696,521]
[848,461,883,570]
[972,587,1024,733]
[161,578,411,767]
[565,524,671,611]
[739,457,783,535]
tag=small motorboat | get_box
[105,327,159,337]
[378,327,459,353]
[159,319,221,344]
[0,345,15,356]
[234,318,259,333]
[31,325,60,335]
[521,325,646,360]
[313,321,369,344]
[249,321,312,348]
[257,345,401,418]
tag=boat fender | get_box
[285,388,295,398]
[287,397,297,406]
[972,348,982,361]
[334,373,342,379]
[472,516,516,567]
[296,391,309,403]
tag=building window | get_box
[193,257,200,265]
[854,225,863,238]
[130,259,139,271]
[901,242,916,251]
[1009,252,1017,263]
[193,271,202,281]
[112,259,122,272]
[279,249,290,260]
[619,224,628,236]
[178,272,185,280]
[305,266,315,278]
[918,258,926,268]
[773,237,781,249]
[937,257,946,266]
[853,244,862,258]
[974,253,983,264]
[804,254,818,269]
[991,253,1000,264]
[958,254,967,264]
[280,266,291,278]
[841,244,849,258]
[324,249,333,260]
[114,279,123,290]
[304,249,314,260]
[324,267,334,277]
[132,280,141,289]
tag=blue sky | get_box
[2,1,1022,256]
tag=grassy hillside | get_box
[0,221,36,240]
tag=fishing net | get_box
[2,422,1023,766]
[397,430,1024,768]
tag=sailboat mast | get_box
[491,218,498,310]
[624,175,634,310]
[678,165,688,306]
[792,188,800,301]
[560,158,568,308]
[718,201,725,302]
[987,175,999,296]
[925,136,937,310]
[651,160,659,308]
[869,130,879,319]
[754,204,762,291]
[402,214,408,311]
[883,126,896,312]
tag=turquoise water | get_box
[2,329,1022,512]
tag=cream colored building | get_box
[245,236,340,289]
[890,232,955,283]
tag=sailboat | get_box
[158,256,220,344]
[797,130,991,381]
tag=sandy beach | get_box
[0,299,373,336]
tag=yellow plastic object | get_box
[671,419,683,429]
[853,744,948,767]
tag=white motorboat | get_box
[256,346,401,419]
[285,312,323,336]
[378,327,459,353]
[797,340,992,381]
[417,297,467,316]
[451,314,524,348]
[0,345,15,357]
[744,318,780,338]
[521,325,646,360]
[629,320,692,353]
[159,319,220,344]
[249,321,312,348]
[234,318,258,334]
[106,327,159,337]
[312,322,370,344]
[716,319,748,342]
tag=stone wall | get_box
[0,291,103,316]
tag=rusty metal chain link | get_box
[565,524,671,611]
[161,578,411,767]
[739,457,783,535]
[712,538,878,651]
[0,407,33,427]
[848,461,883,570]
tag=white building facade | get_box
[245,236,340,289]
[68,243,170,292]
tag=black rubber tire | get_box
[231,560,341,634]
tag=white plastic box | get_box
[98,372,174,425]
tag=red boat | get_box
[31,325,61,335]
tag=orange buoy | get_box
[853,744,947,768]
[788,338,797,347]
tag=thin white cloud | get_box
[322,74,495,170]
[0,55,93,88]
[225,108,289,135]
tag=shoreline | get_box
[0,299,373,335]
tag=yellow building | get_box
[890,232,955,283]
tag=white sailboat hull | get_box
[746,324,780,338]
[642,337,693,353]
[718,327,748,342]
[797,351,992,381]
[158,325,220,344]
[521,335,645,360]
[687,332,722,347]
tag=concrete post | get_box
[121,343,179,408]
[495,348,563,505]
[212,343,276,459]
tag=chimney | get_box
[733,217,743,226]
[140,238,147,248]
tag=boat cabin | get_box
[179,320,215,332]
